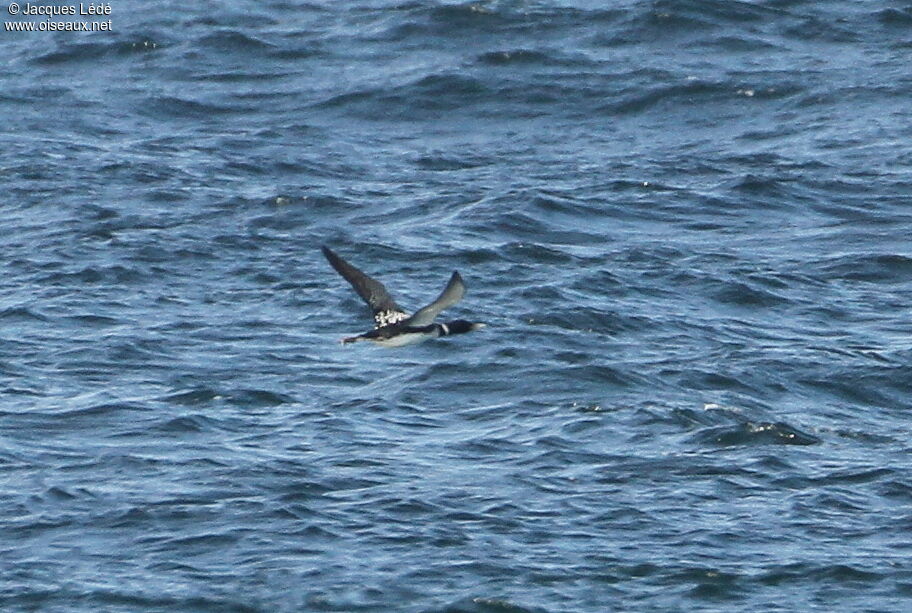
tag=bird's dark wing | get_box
[404,271,465,327]
[322,246,408,328]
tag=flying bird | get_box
[322,246,485,347]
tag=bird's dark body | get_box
[321,246,485,347]
[342,320,483,346]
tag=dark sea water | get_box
[3,0,912,611]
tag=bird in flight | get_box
[322,246,485,347]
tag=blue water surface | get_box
[3,1,912,611]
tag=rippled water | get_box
[3,1,912,611]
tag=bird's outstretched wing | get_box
[322,246,408,328]
[404,271,465,327]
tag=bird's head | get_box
[444,320,487,334]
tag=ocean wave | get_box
[31,38,163,65]
[428,596,550,613]
[689,421,820,447]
